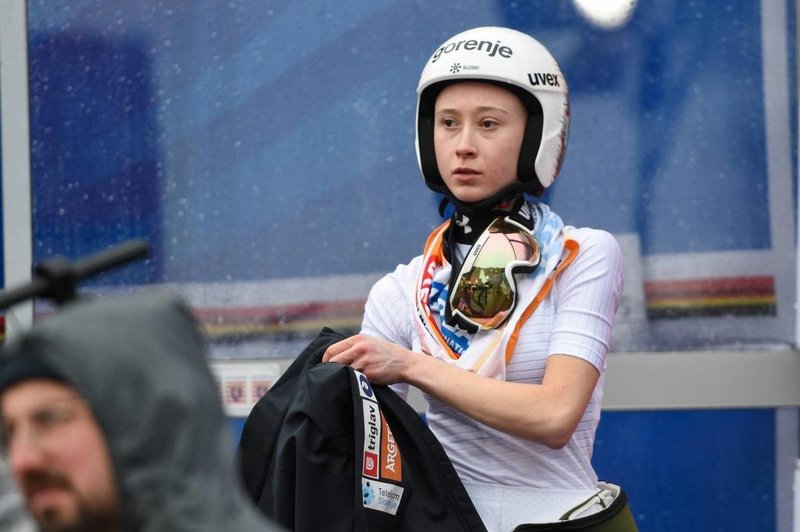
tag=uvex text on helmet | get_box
[415,27,569,196]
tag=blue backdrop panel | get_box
[26,1,778,282]
[29,30,162,284]
[594,409,776,532]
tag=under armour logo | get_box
[455,215,472,234]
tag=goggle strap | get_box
[443,220,472,332]
[504,204,538,234]
[446,306,480,334]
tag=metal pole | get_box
[0,0,33,339]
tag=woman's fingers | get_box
[322,337,356,363]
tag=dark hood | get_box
[0,291,282,532]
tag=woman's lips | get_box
[452,168,480,180]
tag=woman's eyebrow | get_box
[435,106,510,116]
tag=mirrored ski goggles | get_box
[449,217,541,331]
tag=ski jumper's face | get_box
[433,81,527,203]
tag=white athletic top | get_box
[361,227,624,526]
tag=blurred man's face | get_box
[1,379,119,532]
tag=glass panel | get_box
[25,1,797,355]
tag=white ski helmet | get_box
[416,27,569,197]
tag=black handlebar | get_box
[0,239,149,309]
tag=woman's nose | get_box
[455,128,477,158]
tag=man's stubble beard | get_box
[24,471,118,532]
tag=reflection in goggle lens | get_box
[450,217,540,331]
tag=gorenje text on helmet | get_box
[431,39,513,63]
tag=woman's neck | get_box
[450,193,526,245]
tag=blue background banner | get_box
[27,1,785,282]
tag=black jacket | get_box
[237,327,487,532]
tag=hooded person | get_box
[0,291,284,532]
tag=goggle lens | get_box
[450,218,540,330]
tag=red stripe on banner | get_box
[194,299,366,322]
[645,276,774,298]
[194,299,367,339]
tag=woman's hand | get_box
[322,334,421,385]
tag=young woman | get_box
[324,27,630,530]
